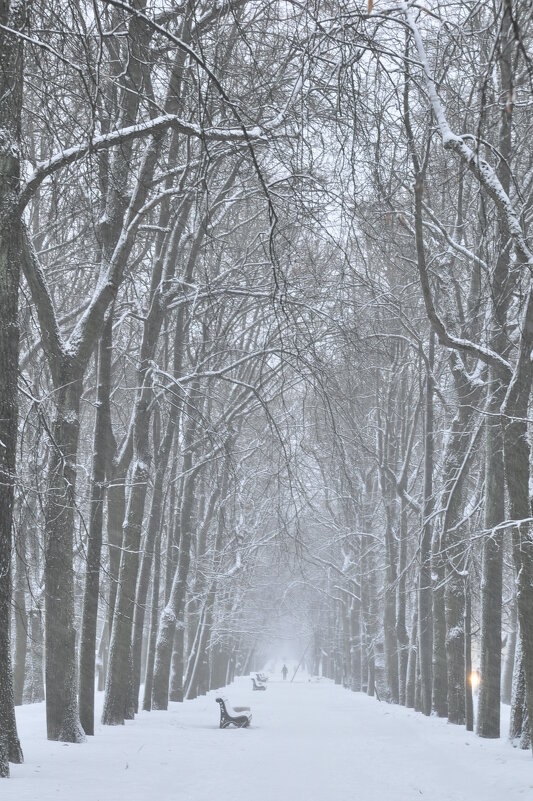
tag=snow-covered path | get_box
[5,678,532,801]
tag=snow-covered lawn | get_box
[5,678,532,801]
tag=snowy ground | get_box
[5,677,533,801]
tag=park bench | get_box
[251,676,267,691]
[215,697,252,728]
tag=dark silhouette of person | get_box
[281,664,288,681]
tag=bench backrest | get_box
[216,697,246,719]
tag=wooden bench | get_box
[251,676,267,691]
[215,697,252,728]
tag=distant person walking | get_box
[281,664,288,681]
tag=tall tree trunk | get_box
[132,399,181,711]
[0,0,26,772]
[131,439,170,710]
[142,524,162,711]
[13,525,27,706]
[106,465,127,635]
[44,373,85,743]
[419,332,434,716]
[396,497,409,705]
[502,311,533,753]
[185,470,229,699]
[510,635,530,748]
[152,421,198,710]
[24,605,44,704]
[383,510,398,703]
[465,575,473,732]
[477,4,515,740]
[477,382,505,737]
[79,314,113,735]
[350,592,362,692]
[102,452,151,725]
[104,194,194,725]
[501,599,517,705]
[405,606,417,709]
[360,525,369,694]
[169,626,186,702]
[431,533,448,717]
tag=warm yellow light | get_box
[469,670,480,690]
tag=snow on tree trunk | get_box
[510,635,530,749]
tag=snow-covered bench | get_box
[251,676,267,691]
[215,697,252,728]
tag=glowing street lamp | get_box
[469,670,480,690]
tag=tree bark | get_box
[13,524,27,706]
[44,372,85,743]
[79,313,114,735]
[152,421,198,710]
[24,605,44,704]
[142,523,162,711]
[419,332,434,716]
[510,634,530,748]
[465,576,473,732]
[0,0,26,772]
[405,606,417,709]
[501,599,517,705]
[477,5,514,740]
[131,414,177,711]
